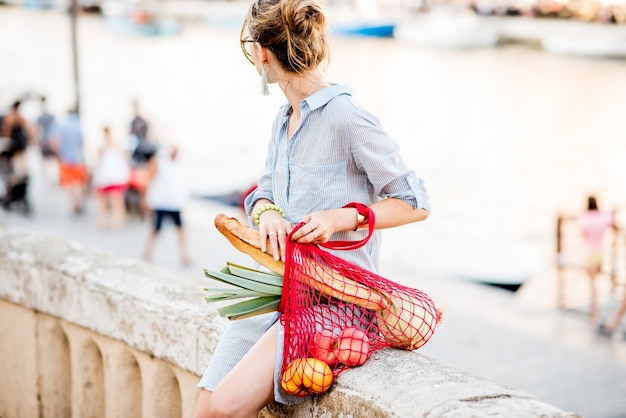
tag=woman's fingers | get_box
[260,219,291,261]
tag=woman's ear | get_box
[259,45,270,64]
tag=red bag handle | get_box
[281,202,374,313]
[286,202,375,251]
[319,202,375,250]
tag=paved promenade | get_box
[2,149,625,417]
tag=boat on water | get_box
[541,33,626,58]
[394,5,501,49]
[381,223,541,292]
[326,0,396,38]
[101,0,181,36]
[331,22,395,38]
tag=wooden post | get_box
[70,0,81,115]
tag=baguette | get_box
[213,214,389,310]
[214,214,285,275]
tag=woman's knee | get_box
[194,388,247,418]
[193,388,213,418]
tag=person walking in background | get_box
[579,195,616,326]
[129,99,148,145]
[56,108,88,215]
[126,99,157,219]
[1,100,31,180]
[1,99,32,212]
[194,0,430,415]
[91,126,131,230]
[142,145,191,266]
[128,99,156,165]
[35,95,59,184]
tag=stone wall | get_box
[0,225,580,417]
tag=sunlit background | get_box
[1,0,626,416]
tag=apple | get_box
[280,358,334,395]
[309,330,339,366]
[337,327,370,366]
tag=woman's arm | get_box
[369,198,430,229]
[291,198,429,244]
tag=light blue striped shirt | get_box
[245,84,430,272]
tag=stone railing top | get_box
[0,224,225,375]
[0,225,580,417]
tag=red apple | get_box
[337,327,370,366]
[309,330,339,366]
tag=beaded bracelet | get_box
[253,203,286,225]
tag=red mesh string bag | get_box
[278,203,442,397]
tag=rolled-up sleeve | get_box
[347,107,431,212]
[381,173,431,211]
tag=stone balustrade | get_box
[0,225,580,418]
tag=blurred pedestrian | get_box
[1,100,30,179]
[579,195,616,325]
[35,95,59,184]
[0,99,32,212]
[126,99,156,219]
[142,145,191,266]
[129,99,148,143]
[57,108,88,215]
[128,99,156,165]
[92,126,131,229]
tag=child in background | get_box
[142,145,191,266]
[92,126,131,229]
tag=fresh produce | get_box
[208,213,441,350]
[309,330,339,365]
[337,327,370,366]
[203,262,282,320]
[211,214,389,316]
[375,292,441,350]
[300,258,389,311]
[280,358,334,395]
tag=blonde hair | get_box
[243,0,329,73]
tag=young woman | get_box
[91,126,131,229]
[194,0,431,416]
[579,195,616,325]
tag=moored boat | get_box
[395,6,501,49]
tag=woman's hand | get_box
[290,208,356,244]
[258,210,292,262]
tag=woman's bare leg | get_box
[588,268,599,325]
[177,227,191,265]
[110,192,126,229]
[94,193,107,228]
[193,389,213,418]
[606,293,626,331]
[197,323,278,418]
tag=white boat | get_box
[541,35,626,58]
[395,6,501,49]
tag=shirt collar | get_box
[280,83,355,116]
[304,83,354,110]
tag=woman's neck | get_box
[280,71,329,112]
